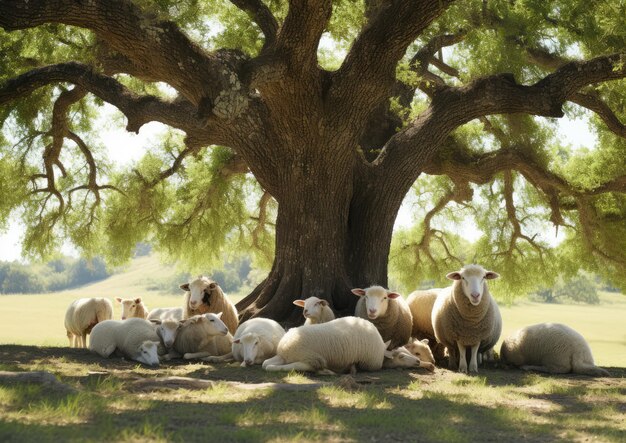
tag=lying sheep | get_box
[431,264,502,373]
[151,319,181,351]
[352,286,413,349]
[383,346,436,371]
[229,318,286,367]
[64,297,113,348]
[161,313,232,361]
[500,323,610,377]
[406,288,446,362]
[115,297,149,320]
[89,318,160,366]
[180,276,238,334]
[147,307,184,321]
[293,296,335,325]
[404,338,436,366]
[262,316,417,375]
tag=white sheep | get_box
[263,316,405,375]
[88,318,160,366]
[180,276,238,334]
[500,323,610,377]
[229,318,286,367]
[115,297,149,320]
[293,296,335,325]
[64,297,113,348]
[147,307,184,321]
[161,313,233,361]
[352,286,413,349]
[406,288,446,362]
[150,319,182,351]
[431,264,502,373]
[404,338,436,365]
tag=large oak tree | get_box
[1,0,625,325]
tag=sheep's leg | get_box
[264,361,317,373]
[520,364,570,374]
[477,353,483,365]
[183,351,213,360]
[456,342,468,373]
[80,333,87,348]
[419,361,435,372]
[316,369,337,376]
[447,345,459,370]
[469,343,480,373]
[160,351,181,361]
[201,352,234,363]
[262,355,285,369]
[572,363,610,377]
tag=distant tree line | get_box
[0,257,110,294]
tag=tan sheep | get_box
[382,345,436,371]
[406,288,446,362]
[180,276,238,334]
[404,338,436,365]
[500,323,610,377]
[352,285,413,349]
[89,318,160,366]
[293,296,335,325]
[431,264,502,373]
[263,317,398,375]
[64,297,113,348]
[161,313,233,361]
[115,297,149,320]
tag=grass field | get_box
[0,255,624,366]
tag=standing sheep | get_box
[115,297,149,320]
[162,313,233,361]
[147,307,184,321]
[293,296,335,325]
[352,286,413,349]
[88,318,160,366]
[180,276,238,334]
[500,323,610,377]
[64,297,113,348]
[406,288,446,362]
[431,264,502,373]
[263,316,406,374]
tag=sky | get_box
[0,106,597,263]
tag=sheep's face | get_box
[181,277,218,311]
[384,347,421,368]
[293,297,327,321]
[136,341,160,366]
[157,320,181,349]
[447,265,499,306]
[116,297,145,320]
[202,312,229,336]
[235,333,261,366]
[351,286,400,319]
[405,339,435,364]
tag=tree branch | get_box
[230,0,278,48]
[570,92,626,139]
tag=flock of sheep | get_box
[64,265,610,377]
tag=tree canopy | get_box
[0,1,624,319]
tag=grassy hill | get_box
[0,256,624,366]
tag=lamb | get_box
[180,276,238,334]
[230,318,286,367]
[352,285,413,349]
[64,297,113,348]
[404,338,436,365]
[147,307,184,321]
[406,288,446,362]
[382,345,436,371]
[431,264,502,373]
[500,323,610,377]
[115,297,149,320]
[88,318,160,366]
[150,319,182,351]
[293,296,335,325]
[161,313,233,361]
[262,316,416,374]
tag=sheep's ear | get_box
[387,292,401,299]
[319,300,329,307]
[293,300,306,307]
[421,338,429,345]
[179,283,190,291]
[115,297,122,303]
[233,338,240,344]
[384,349,394,359]
[216,312,223,318]
[208,283,217,290]
[351,288,366,296]
[150,319,162,325]
[446,272,462,281]
[384,340,391,349]
[484,271,500,280]
[135,298,142,303]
